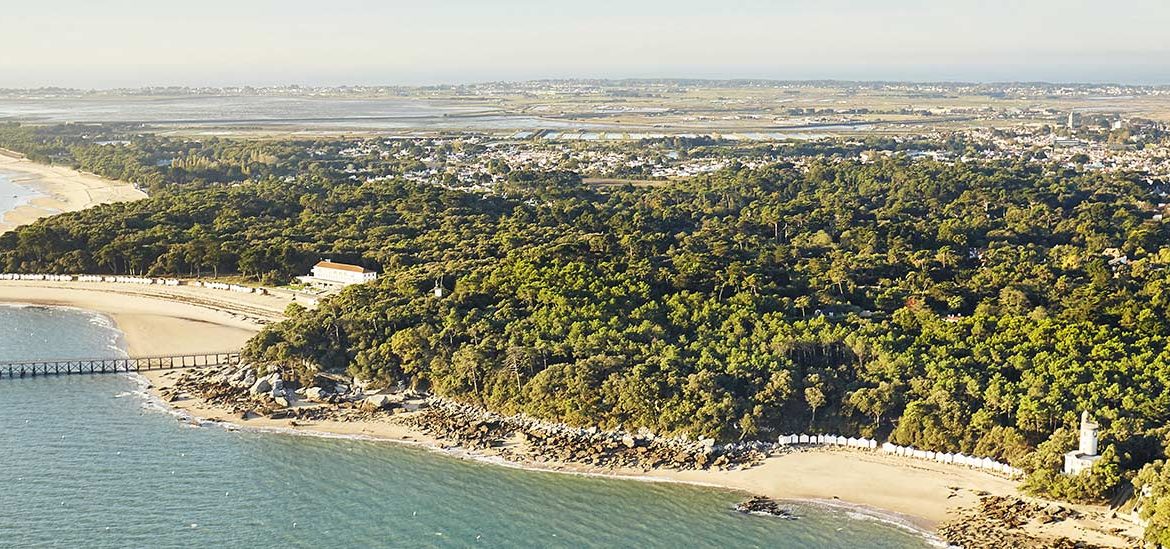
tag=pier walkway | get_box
[0,352,239,379]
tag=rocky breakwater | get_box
[161,364,430,423]
[401,400,773,472]
[165,365,770,472]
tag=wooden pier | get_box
[0,352,240,379]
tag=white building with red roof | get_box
[300,260,378,288]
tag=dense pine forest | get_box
[4,123,1170,505]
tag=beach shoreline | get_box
[0,151,147,233]
[0,281,1144,547]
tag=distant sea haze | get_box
[0,96,594,131]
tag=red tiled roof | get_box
[314,261,373,274]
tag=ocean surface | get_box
[0,305,934,548]
[0,170,42,217]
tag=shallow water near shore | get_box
[0,170,42,220]
[0,306,933,548]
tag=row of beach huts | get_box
[0,273,268,295]
[777,433,1023,477]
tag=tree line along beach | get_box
[0,148,145,234]
[0,275,1144,548]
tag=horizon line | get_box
[3,77,1170,93]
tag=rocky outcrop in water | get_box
[734,496,797,519]
[162,364,426,423]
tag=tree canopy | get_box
[4,126,1170,502]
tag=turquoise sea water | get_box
[0,305,934,548]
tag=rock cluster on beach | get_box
[938,495,1108,549]
[167,364,770,472]
[401,400,772,471]
[162,365,430,423]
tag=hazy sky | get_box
[1,0,1167,87]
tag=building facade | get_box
[302,260,378,287]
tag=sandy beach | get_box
[0,280,289,355]
[0,151,147,233]
[0,280,1144,546]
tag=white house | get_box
[1064,411,1102,475]
[300,260,378,288]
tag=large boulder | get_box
[249,378,272,395]
[304,387,329,402]
[364,394,395,411]
[402,399,430,412]
[227,367,251,386]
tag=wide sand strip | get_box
[0,281,1142,546]
[0,152,147,233]
[0,281,285,355]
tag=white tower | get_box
[1078,410,1098,456]
[1064,410,1101,475]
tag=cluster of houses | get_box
[77,274,179,286]
[777,433,878,450]
[0,274,76,282]
[931,123,1170,178]
[880,443,1023,477]
[334,136,783,191]
[0,273,267,295]
[188,280,268,294]
[777,433,1024,478]
[2,260,384,297]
